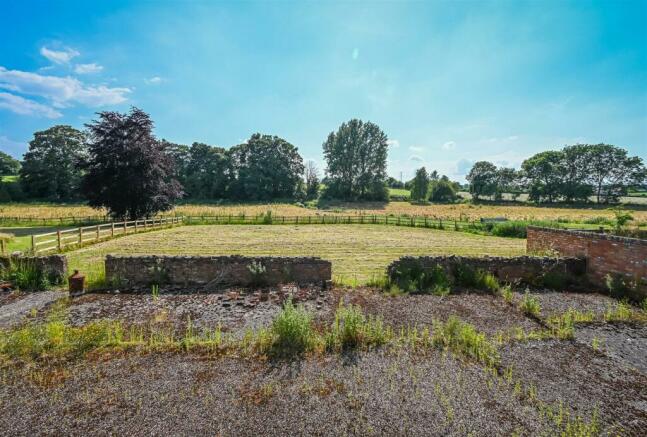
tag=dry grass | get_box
[1,201,645,223]
[66,224,525,284]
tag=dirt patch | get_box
[500,340,647,435]
[338,288,541,335]
[0,350,556,436]
[574,322,647,374]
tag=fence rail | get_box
[31,216,183,254]
[183,214,480,230]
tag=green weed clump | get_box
[453,264,499,292]
[390,262,451,294]
[604,301,633,322]
[605,273,643,302]
[519,291,541,317]
[0,258,52,291]
[266,299,317,357]
[499,284,514,304]
[326,303,391,351]
[432,316,499,367]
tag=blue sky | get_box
[1,0,645,182]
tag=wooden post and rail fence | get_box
[30,216,183,255]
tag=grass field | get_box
[2,201,646,223]
[66,224,526,285]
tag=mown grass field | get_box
[1,201,646,223]
[66,224,526,284]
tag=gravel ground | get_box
[338,288,541,335]
[574,322,647,373]
[499,339,647,435]
[0,291,64,329]
[0,350,557,436]
[511,291,619,319]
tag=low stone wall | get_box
[105,255,332,288]
[527,226,647,299]
[387,255,586,288]
[0,255,68,284]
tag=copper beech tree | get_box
[81,107,183,219]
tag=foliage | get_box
[499,284,514,303]
[0,258,52,291]
[20,125,86,201]
[326,303,390,351]
[183,142,231,199]
[519,291,541,317]
[604,301,633,322]
[0,151,21,176]
[411,167,429,202]
[322,119,389,201]
[267,299,317,356]
[522,150,565,203]
[605,273,640,302]
[586,143,646,204]
[228,133,304,200]
[612,208,633,230]
[304,160,320,200]
[81,108,183,219]
[390,262,451,294]
[429,178,458,203]
[452,264,499,292]
[466,161,498,200]
[432,316,499,367]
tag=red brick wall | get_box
[527,227,647,298]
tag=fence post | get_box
[31,235,35,253]
[57,230,61,251]
[135,220,138,233]
[123,221,127,234]
[96,225,100,241]
[111,222,115,237]
[79,227,83,244]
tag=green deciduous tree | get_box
[81,108,183,219]
[0,151,20,176]
[411,167,429,201]
[184,142,231,199]
[228,133,304,200]
[429,177,458,202]
[466,161,498,201]
[322,119,389,201]
[20,125,86,200]
[521,151,565,203]
[304,160,320,200]
[585,144,646,204]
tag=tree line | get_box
[0,108,390,217]
[465,144,646,204]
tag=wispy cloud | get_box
[40,46,80,64]
[409,145,424,152]
[0,92,62,118]
[386,139,400,148]
[74,63,103,74]
[0,67,130,107]
[145,76,163,85]
[409,155,423,162]
[442,141,455,150]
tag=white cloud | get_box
[386,139,400,148]
[409,155,424,162]
[40,46,79,64]
[0,92,62,118]
[442,141,456,150]
[352,48,359,60]
[409,145,424,152]
[0,67,130,107]
[74,63,103,74]
[145,76,163,85]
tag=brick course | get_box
[527,226,647,298]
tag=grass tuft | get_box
[432,316,499,367]
[519,291,541,317]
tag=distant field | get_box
[1,201,646,224]
[66,224,526,284]
[388,188,411,198]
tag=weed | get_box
[266,299,317,357]
[519,291,541,317]
[453,264,499,292]
[591,337,601,351]
[605,273,642,302]
[151,284,159,300]
[431,316,499,367]
[641,298,647,313]
[604,301,633,322]
[326,303,391,351]
[247,260,267,286]
[499,284,514,304]
[390,262,451,294]
[0,258,52,291]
